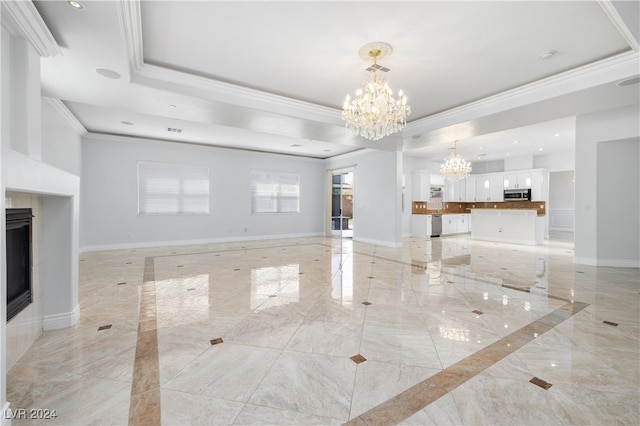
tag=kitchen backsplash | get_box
[412,200,546,216]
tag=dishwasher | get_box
[431,214,442,237]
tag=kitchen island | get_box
[470,208,544,245]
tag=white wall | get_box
[596,139,639,265]
[575,103,640,266]
[548,170,575,231]
[504,156,534,171]
[80,134,325,250]
[41,99,82,176]
[325,150,403,247]
[534,149,575,172]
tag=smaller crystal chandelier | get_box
[342,42,411,141]
[440,141,472,181]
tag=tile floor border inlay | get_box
[128,256,161,426]
[344,301,589,425]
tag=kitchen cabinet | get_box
[503,171,532,189]
[464,176,477,202]
[445,179,466,202]
[530,169,545,200]
[476,174,504,201]
[411,214,432,238]
[412,171,430,201]
[412,172,447,202]
[442,214,471,235]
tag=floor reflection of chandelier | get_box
[441,140,472,181]
[342,42,411,141]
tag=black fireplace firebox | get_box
[6,208,33,322]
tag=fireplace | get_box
[6,208,33,322]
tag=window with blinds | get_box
[138,161,210,215]
[250,170,300,214]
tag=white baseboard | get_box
[80,232,325,253]
[573,257,639,268]
[43,304,80,330]
[2,401,12,426]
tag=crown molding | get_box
[598,0,639,52]
[404,51,640,136]
[43,97,87,135]
[1,0,62,57]
[116,0,342,126]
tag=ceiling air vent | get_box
[365,64,390,72]
[167,127,182,133]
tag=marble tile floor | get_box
[6,234,639,425]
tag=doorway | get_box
[331,170,354,238]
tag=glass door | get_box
[331,171,354,238]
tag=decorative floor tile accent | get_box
[367,276,375,279]
[210,338,224,346]
[529,377,552,390]
[177,265,184,268]
[268,295,278,298]
[603,320,619,327]
[117,282,126,285]
[472,310,484,315]
[187,288,196,291]
[126,262,132,264]
[350,354,367,364]
[98,324,112,331]
[362,301,372,306]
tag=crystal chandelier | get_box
[440,141,472,181]
[342,42,411,141]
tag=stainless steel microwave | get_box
[504,188,531,201]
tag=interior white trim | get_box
[0,0,61,57]
[117,0,341,124]
[43,98,87,135]
[80,232,325,253]
[43,305,80,331]
[598,0,640,52]
[404,51,639,136]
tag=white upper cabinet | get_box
[530,169,545,200]
[503,171,532,189]
[412,171,430,201]
[445,179,466,202]
[465,176,477,202]
[476,174,504,201]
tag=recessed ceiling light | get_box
[616,76,640,87]
[323,149,331,152]
[513,140,519,144]
[67,1,83,9]
[538,148,544,151]
[554,133,560,137]
[291,144,303,147]
[95,68,121,79]
[169,105,177,110]
[479,146,484,150]
[506,153,510,156]
[121,121,134,125]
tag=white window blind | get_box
[250,170,300,213]
[138,161,210,215]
